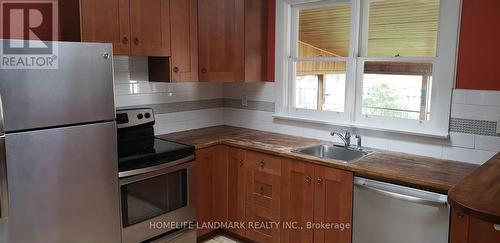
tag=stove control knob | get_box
[144,113,151,119]
[137,113,144,119]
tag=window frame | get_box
[275,0,461,137]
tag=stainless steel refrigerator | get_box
[0,41,121,243]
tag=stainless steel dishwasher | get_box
[353,177,449,243]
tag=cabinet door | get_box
[170,0,199,82]
[80,0,130,55]
[129,0,171,56]
[244,0,269,82]
[227,147,247,237]
[195,146,228,238]
[245,151,283,243]
[468,217,500,243]
[198,0,245,82]
[313,166,353,243]
[287,160,315,243]
[449,208,469,243]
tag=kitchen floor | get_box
[202,235,244,243]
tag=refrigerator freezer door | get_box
[4,122,121,243]
[0,41,115,132]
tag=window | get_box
[279,0,460,136]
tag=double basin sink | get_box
[293,144,373,162]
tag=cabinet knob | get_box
[260,160,266,168]
[317,178,322,185]
[306,176,312,184]
[122,36,128,44]
[133,38,139,45]
[173,66,179,73]
[239,160,244,167]
[201,67,207,73]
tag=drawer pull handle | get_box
[260,186,265,195]
[494,224,500,231]
[260,160,266,168]
[306,176,312,184]
[239,160,244,167]
[317,178,322,185]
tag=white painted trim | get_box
[275,0,461,137]
[272,113,450,138]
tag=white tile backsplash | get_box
[222,84,500,164]
[113,56,223,134]
[112,56,499,164]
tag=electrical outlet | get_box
[497,116,500,134]
[242,95,248,107]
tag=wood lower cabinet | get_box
[312,164,353,243]
[196,147,353,243]
[245,151,286,243]
[196,146,228,238]
[450,208,500,243]
[227,147,248,237]
[288,161,315,243]
[286,160,353,243]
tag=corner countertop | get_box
[159,125,478,194]
[448,153,500,224]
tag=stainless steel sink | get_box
[293,144,373,162]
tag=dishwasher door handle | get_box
[354,178,447,208]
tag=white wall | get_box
[113,56,224,134]
[223,82,500,164]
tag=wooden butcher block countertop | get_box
[448,153,500,223]
[159,126,479,194]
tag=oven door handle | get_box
[119,156,195,185]
[119,155,194,179]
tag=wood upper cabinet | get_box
[170,0,199,81]
[450,208,500,243]
[286,160,353,243]
[80,0,170,57]
[197,0,274,82]
[80,0,130,55]
[129,0,170,56]
[198,0,245,82]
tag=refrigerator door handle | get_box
[0,91,7,219]
[0,135,7,219]
[354,177,447,208]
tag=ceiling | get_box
[299,0,439,57]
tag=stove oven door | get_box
[119,159,196,243]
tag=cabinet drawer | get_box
[245,203,280,243]
[248,170,281,210]
[246,151,282,175]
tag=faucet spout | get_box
[330,130,351,147]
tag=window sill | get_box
[272,113,449,139]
